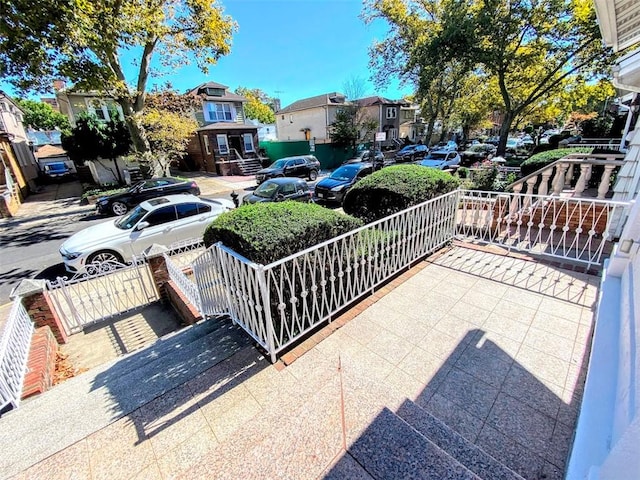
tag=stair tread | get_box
[397,401,524,480]
[349,407,480,480]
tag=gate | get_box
[46,258,159,335]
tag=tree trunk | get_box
[425,116,437,146]
[496,111,515,157]
[116,97,149,153]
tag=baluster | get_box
[565,163,575,185]
[538,169,553,196]
[597,165,616,199]
[522,176,537,211]
[509,183,523,218]
[574,164,590,196]
[552,163,569,195]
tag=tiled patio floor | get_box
[8,245,597,480]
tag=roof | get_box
[35,144,67,158]
[198,122,258,132]
[187,82,248,103]
[594,0,640,52]
[355,96,407,107]
[277,92,347,114]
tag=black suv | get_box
[243,178,313,204]
[314,162,374,204]
[255,155,321,184]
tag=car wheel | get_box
[111,201,128,216]
[308,170,318,181]
[87,250,124,268]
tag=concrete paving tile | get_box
[206,392,262,442]
[540,460,565,480]
[130,461,164,480]
[473,279,509,299]
[435,315,484,342]
[580,308,596,326]
[516,344,570,389]
[558,391,582,428]
[436,280,471,302]
[322,452,375,479]
[572,324,594,365]
[492,298,538,325]
[424,392,484,442]
[523,327,575,362]
[156,426,218,479]
[383,366,431,402]
[486,392,555,457]
[377,313,433,344]
[10,439,91,480]
[455,344,512,388]
[502,287,544,310]
[339,344,396,384]
[437,367,499,420]
[476,423,546,480]
[241,363,300,408]
[397,344,453,385]
[454,290,503,315]
[472,331,521,362]
[502,364,564,420]
[442,271,479,289]
[420,327,474,362]
[364,328,414,365]
[538,297,584,321]
[339,314,388,345]
[531,310,580,341]
[565,362,588,397]
[546,421,573,469]
[285,346,340,388]
[483,314,531,343]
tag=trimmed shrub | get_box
[203,201,363,265]
[520,147,592,177]
[342,164,460,223]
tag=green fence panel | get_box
[259,141,355,170]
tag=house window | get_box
[388,128,398,140]
[206,102,234,122]
[205,87,225,97]
[386,107,397,119]
[289,115,293,123]
[87,99,110,121]
[403,110,414,120]
[217,134,229,154]
[243,133,255,152]
[203,135,211,155]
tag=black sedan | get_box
[95,177,201,216]
[243,178,313,204]
[314,163,373,204]
[460,144,497,166]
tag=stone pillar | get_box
[144,244,170,301]
[12,279,68,344]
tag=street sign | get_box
[375,132,386,141]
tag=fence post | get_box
[255,265,278,364]
[11,279,67,344]
[144,244,170,301]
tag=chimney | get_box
[52,79,66,92]
[273,98,281,113]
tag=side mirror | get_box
[135,221,150,231]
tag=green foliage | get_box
[15,99,70,132]
[342,165,460,223]
[81,186,126,200]
[520,147,592,176]
[236,87,276,124]
[203,202,363,265]
[470,168,498,191]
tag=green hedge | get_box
[342,164,460,223]
[520,147,592,176]
[203,201,363,265]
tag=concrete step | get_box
[349,407,481,479]
[397,400,525,480]
[0,317,250,479]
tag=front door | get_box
[229,135,243,158]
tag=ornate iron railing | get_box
[166,237,206,269]
[456,190,630,267]
[193,190,460,361]
[0,300,34,412]
[164,253,202,314]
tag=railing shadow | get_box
[325,326,591,480]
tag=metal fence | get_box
[164,253,202,313]
[0,300,34,412]
[193,190,460,361]
[456,190,630,267]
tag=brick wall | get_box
[147,255,170,302]
[21,326,58,400]
[21,291,68,344]
[165,281,202,325]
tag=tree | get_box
[1,0,237,153]
[365,0,613,155]
[61,112,131,184]
[15,99,71,133]
[235,87,276,124]
[329,77,378,154]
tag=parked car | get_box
[344,149,384,165]
[460,144,497,166]
[60,195,233,273]
[243,177,313,204]
[485,136,501,146]
[395,144,428,162]
[42,162,74,182]
[506,138,528,155]
[433,140,458,152]
[255,155,320,184]
[417,150,461,170]
[314,162,374,204]
[95,177,201,216]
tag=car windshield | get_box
[115,205,149,229]
[425,152,447,160]
[270,160,288,169]
[254,181,280,198]
[128,181,145,192]
[330,166,357,181]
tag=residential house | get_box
[355,96,409,149]
[275,92,348,142]
[54,83,124,126]
[185,82,261,176]
[0,91,39,217]
[399,103,424,143]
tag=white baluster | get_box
[509,183,523,218]
[597,165,616,199]
[565,163,574,185]
[552,163,569,195]
[522,176,538,211]
[574,164,590,196]
[538,169,553,196]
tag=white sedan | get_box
[417,150,461,170]
[60,194,233,273]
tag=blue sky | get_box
[3,0,412,108]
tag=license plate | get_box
[317,192,324,198]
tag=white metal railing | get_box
[193,190,460,362]
[164,253,202,314]
[0,300,34,412]
[166,237,206,268]
[456,189,630,267]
